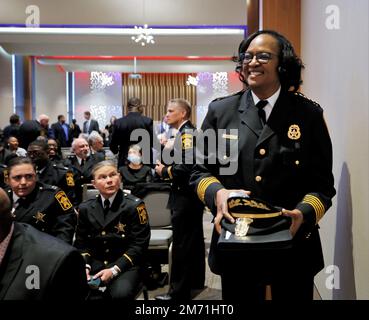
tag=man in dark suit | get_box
[2,114,20,142]
[74,161,150,300]
[6,157,77,244]
[190,30,336,301]
[110,97,156,167]
[51,115,72,148]
[83,111,100,134]
[0,187,88,300]
[155,99,205,300]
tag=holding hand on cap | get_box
[214,188,251,234]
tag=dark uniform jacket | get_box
[160,120,202,207]
[0,223,87,300]
[63,153,104,204]
[37,161,77,205]
[74,189,150,273]
[191,89,336,276]
[6,182,77,244]
[110,112,155,167]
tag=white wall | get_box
[35,63,67,124]
[301,0,369,299]
[0,47,13,128]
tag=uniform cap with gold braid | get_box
[218,193,292,250]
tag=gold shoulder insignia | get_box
[181,133,193,150]
[55,190,73,211]
[136,204,148,224]
[66,172,75,187]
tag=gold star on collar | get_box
[33,212,46,224]
[114,222,126,233]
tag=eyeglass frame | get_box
[240,51,279,64]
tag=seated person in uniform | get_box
[64,138,104,204]
[74,160,150,300]
[0,187,88,300]
[118,144,153,194]
[47,138,63,164]
[5,157,76,244]
[27,140,77,206]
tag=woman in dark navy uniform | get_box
[6,157,76,244]
[74,160,150,300]
[191,30,336,301]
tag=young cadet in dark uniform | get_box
[27,140,77,205]
[190,30,336,301]
[155,98,205,300]
[63,138,104,204]
[6,157,76,244]
[74,160,150,300]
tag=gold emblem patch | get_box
[287,124,301,140]
[115,222,126,233]
[66,172,75,187]
[137,204,148,224]
[55,191,73,211]
[181,134,193,150]
[33,212,46,223]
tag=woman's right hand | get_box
[214,188,251,234]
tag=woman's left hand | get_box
[282,208,304,237]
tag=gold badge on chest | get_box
[287,124,301,140]
[33,212,46,223]
[115,222,126,233]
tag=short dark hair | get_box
[57,115,65,121]
[9,114,20,125]
[28,140,49,152]
[127,97,142,111]
[7,157,35,175]
[84,111,91,116]
[237,30,304,92]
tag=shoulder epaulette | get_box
[211,90,245,103]
[294,92,320,107]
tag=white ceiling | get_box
[0,0,247,72]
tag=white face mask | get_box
[127,154,142,165]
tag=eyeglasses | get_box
[10,174,36,182]
[240,52,277,64]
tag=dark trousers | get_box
[105,267,141,300]
[169,193,205,299]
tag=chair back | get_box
[142,190,171,228]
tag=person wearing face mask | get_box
[118,144,153,194]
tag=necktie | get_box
[80,159,85,167]
[103,199,110,216]
[256,100,268,126]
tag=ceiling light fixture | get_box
[131,24,155,46]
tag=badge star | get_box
[33,212,46,223]
[115,222,126,233]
